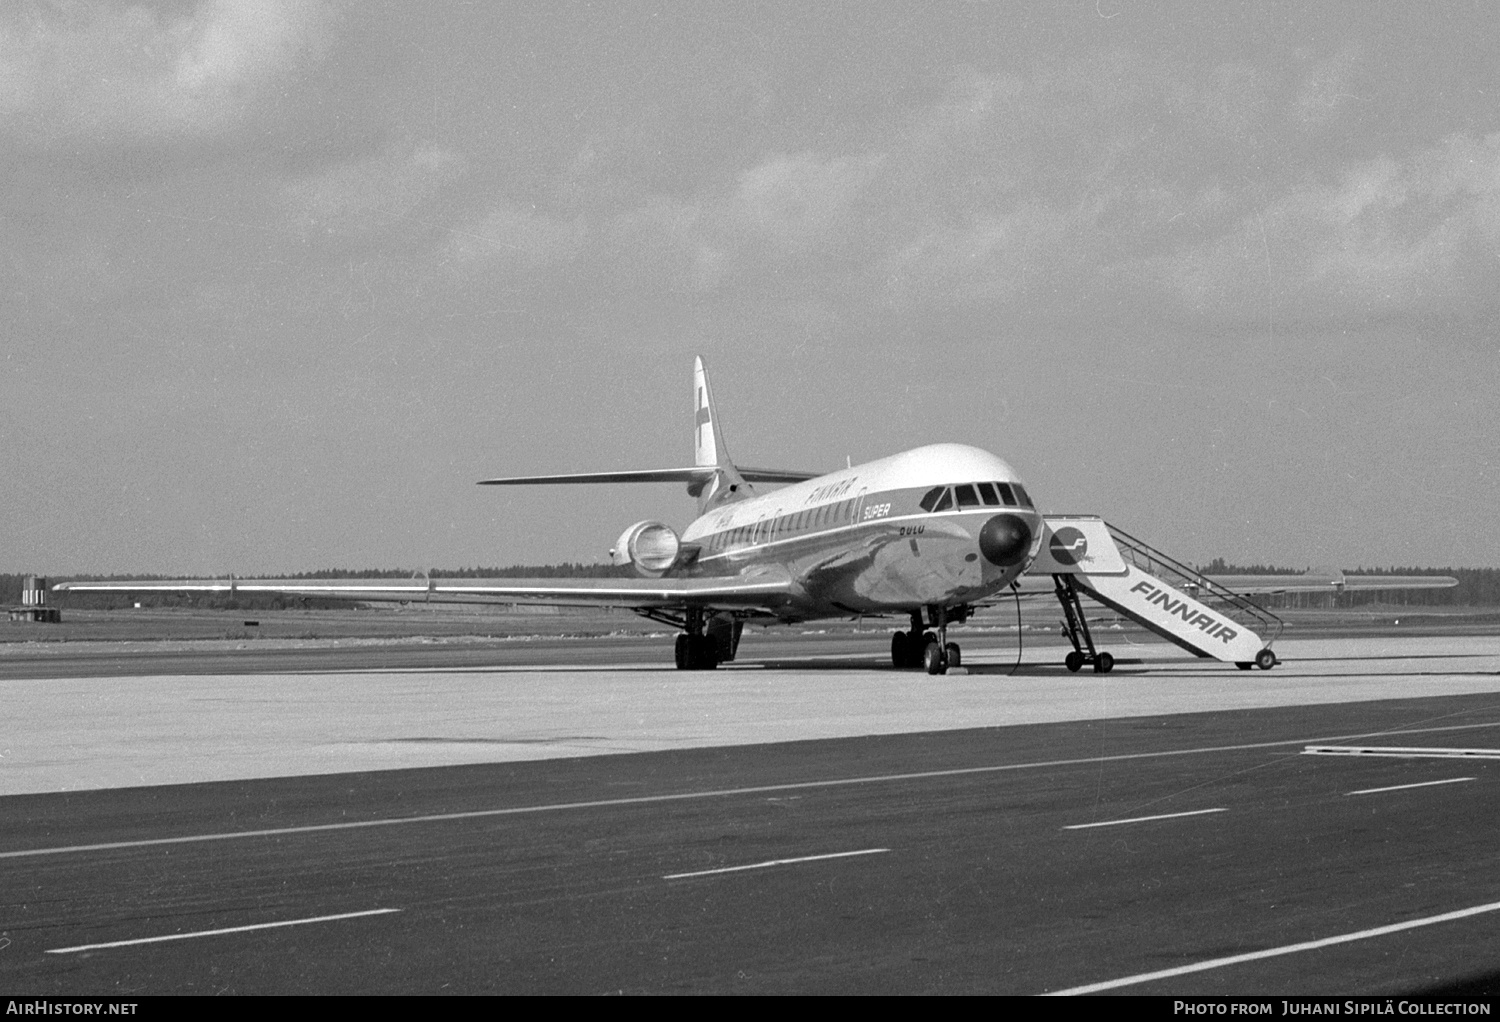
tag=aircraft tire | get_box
[694,635,719,670]
[944,642,961,668]
[923,639,947,676]
[1065,651,1085,673]
[1255,648,1277,671]
[1094,651,1114,674]
[891,631,909,669]
[675,634,690,670]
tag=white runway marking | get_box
[44,908,400,954]
[7,721,1500,861]
[1348,777,1474,796]
[663,848,889,880]
[1305,744,1500,760]
[1045,898,1500,995]
[1063,808,1226,830]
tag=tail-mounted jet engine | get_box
[610,520,681,577]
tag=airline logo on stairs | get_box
[1033,517,1127,575]
[1075,565,1266,663]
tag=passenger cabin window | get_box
[977,482,1000,506]
[954,484,980,508]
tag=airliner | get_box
[56,358,1457,674]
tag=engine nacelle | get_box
[610,520,681,577]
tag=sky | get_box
[2,0,1499,574]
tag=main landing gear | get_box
[665,607,744,670]
[672,606,722,670]
[1054,575,1115,674]
[891,608,963,675]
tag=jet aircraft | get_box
[56,358,1457,674]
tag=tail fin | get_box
[690,357,751,512]
[476,356,818,511]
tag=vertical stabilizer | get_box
[691,357,751,512]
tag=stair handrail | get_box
[1103,521,1285,647]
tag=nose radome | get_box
[979,513,1032,567]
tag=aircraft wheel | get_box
[1254,648,1277,671]
[1093,651,1115,674]
[944,642,961,669]
[1065,651,1085,673]
[675,634,690,670]
[923,638,947,676]
[694,635,719,670]
[1236,662,1253,671]
[891,631,909,669]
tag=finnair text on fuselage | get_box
[804,478,858,504]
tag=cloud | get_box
[444,202,587,272]
[283,142,467,227]
[1143,132,1500,326]
[728,151,885,256]
[0,0,338,149]
[1291,45,1365,130]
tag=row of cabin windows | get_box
[918,481,1033,513]
[708,497,858,550]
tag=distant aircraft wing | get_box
[1197,572,1459,596]
[477,466,819,485]
[53,574,798,612]
[1000,569,1458,598]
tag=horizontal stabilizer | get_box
[477,466,819,486]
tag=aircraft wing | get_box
[53,574,797,612]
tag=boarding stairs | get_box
[1033,516,1282,670]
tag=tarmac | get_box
[5,634,1499,796]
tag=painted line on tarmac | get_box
[1044,898,1500,995]
[7,721,1500,861]
[663,848,889,880]
[1305,744,1500,760]
[45,908,400,954]
[1348,777,1474,796]
[1063,808,1226,830]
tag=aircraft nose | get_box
[979,513,1033,567]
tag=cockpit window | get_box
[977,482,1000,506]
[918,486,944,512]
[994,482,1017,506]
[1011,483,1034,508]
[954,484,980,508]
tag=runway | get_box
[3,632,1500,994]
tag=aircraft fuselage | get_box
[675,443,1044,621]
